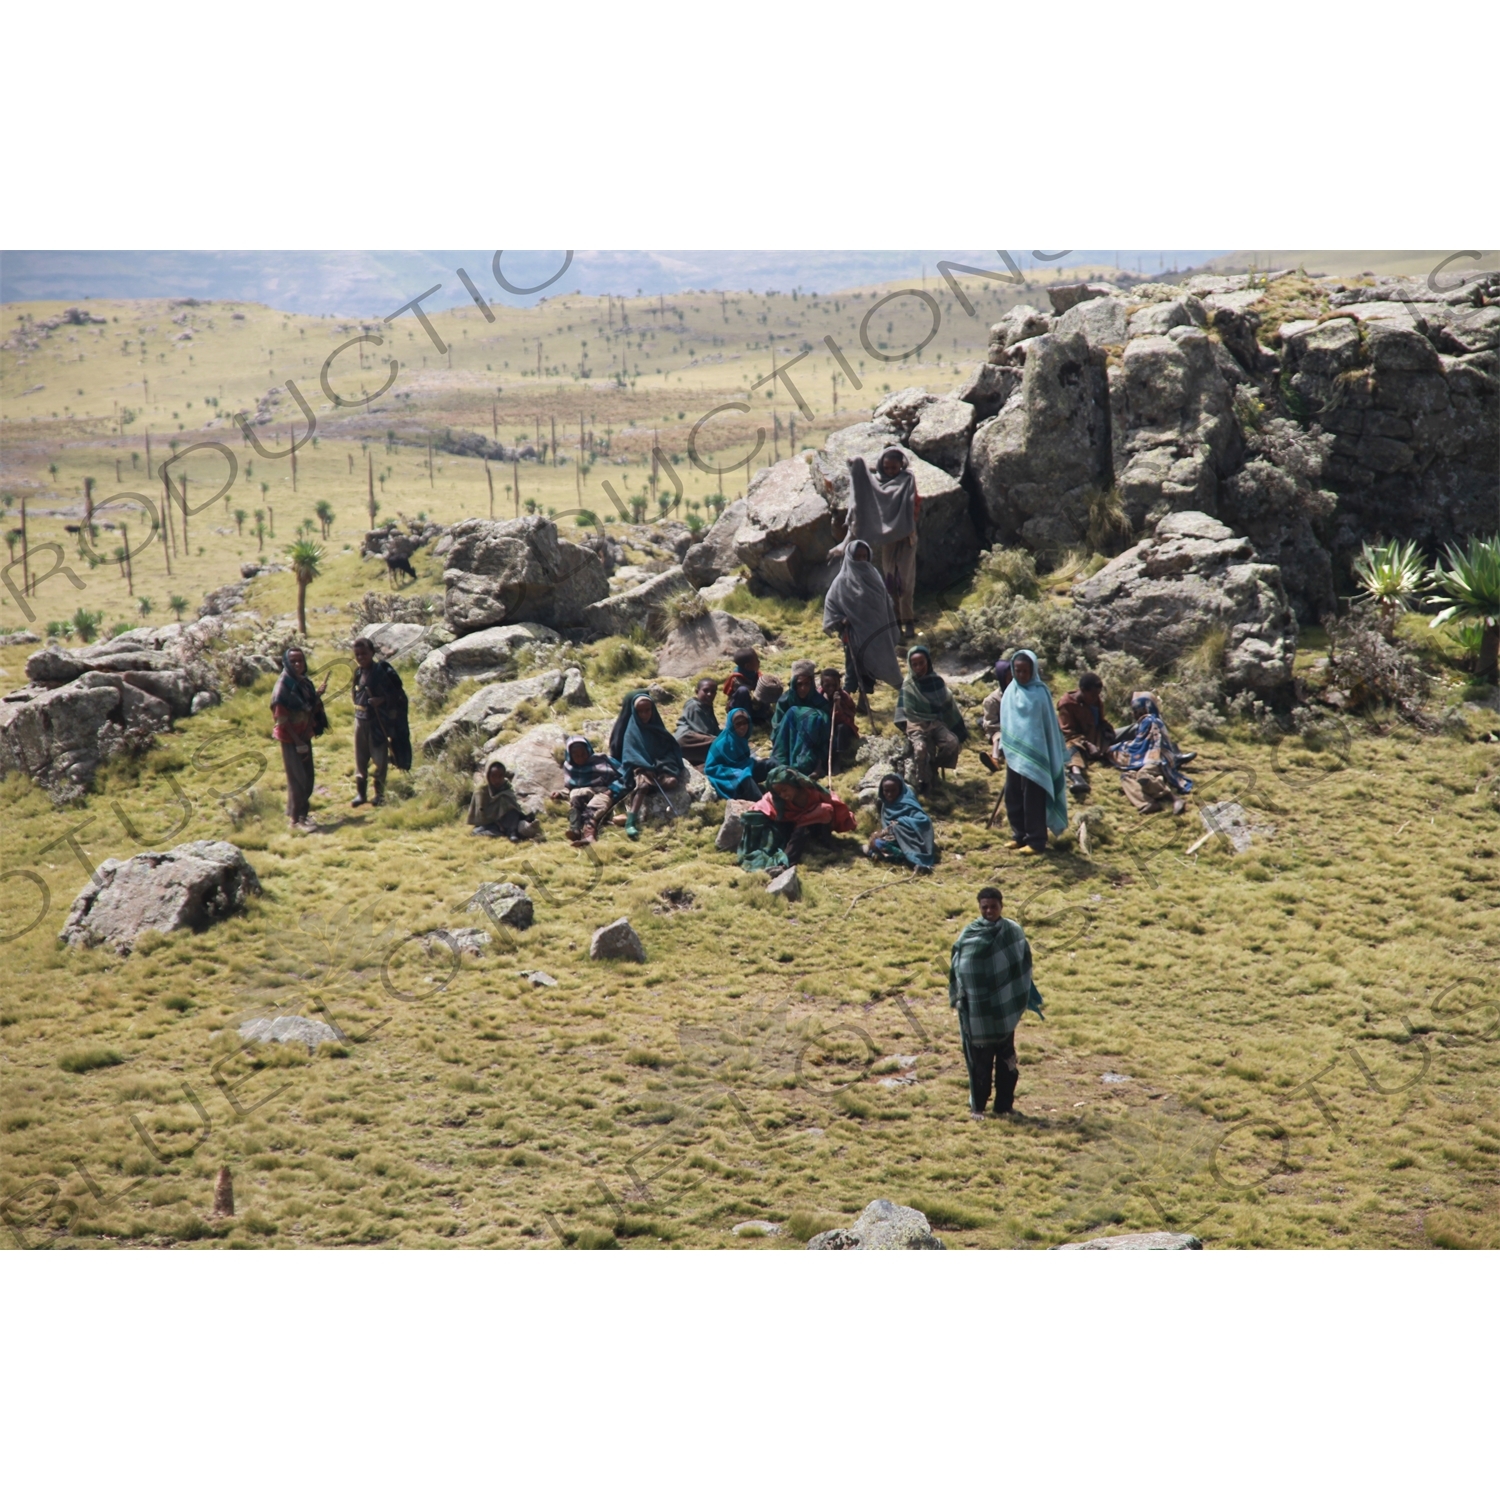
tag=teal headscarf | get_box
[874,772,936,871]
[999,649,1068,834]
[704,708,761,800]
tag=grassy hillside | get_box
[2,273,1497,1252]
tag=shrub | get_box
[59,1047,124,1074]
[1326,603,1433,722]
[662,590,708,629]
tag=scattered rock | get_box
[656,610,768,680]
[422,926,492,958]
[560,666,590,706]
[806,1199,945,1250]
[697,575,742,605]
[356,620,449,664]
[466,881,534,930]
[421,672,564,756]
[590,918,646,962]
[414,622,559,698]
[581,564,695,638]
[237,1014,345,1051]
[1056,1231,1203,1250]
[1048,282,1114,315]
[716,798,757,852]
[1196,799,1275,853]
[522,970,558,987]
[1071,511,1297,692]
[189,690,218,714]
[441,516,609,635]
[765,866,801,900]
[0,631,41,648]
[731,1220,782,1237]
[61,840,261,955]
[1101,1072,1131,1084]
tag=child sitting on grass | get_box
[468,760,540,841]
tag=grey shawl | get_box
[822,540,902,689]
[846,449,916,546]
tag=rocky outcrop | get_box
[682,498,748,587]
[2,626,224,801]
[970,327,1113,555]
[874,387,976,475]
[655,610,768,680]
[732,456,843,597]
[811,423,976,590]
[465,880,534,930]
[438,516,609,635]
[806,1199,945,1250]
[355,621,450,664]
[362,517,444,563]
[422,672,564,756]
[1071,511,1296,692]
[581,565,695,639]
[413,622,559,699]
[60,840,261,955]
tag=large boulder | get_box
[413,622,559,699]
[355,621,449,664]
[1109,325,1241,530]
[59,840,261,955]
[439,516,609,635]
[811,424,976,590]
[1071,511,1297,693]
[969,328,1112,554]
[732,456,843,597]
[480,721,568,813]
[806,1199,945,1250]
[1,672,173,801]
[655,610,768,681]
[682,497,749,587]
[580,565,695,639]
[1053,294,1130,352]
[872,389,975,477]
[422,672,563,756]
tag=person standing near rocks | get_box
[350,637,411,808]
[998,650,1068,855]
[845,447,920,639]
[948,885,1044,1120]
[822,538,902,701]
[270,647,326,831]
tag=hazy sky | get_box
[0,249,1221,313]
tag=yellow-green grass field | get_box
[0,531,1496,1251]
[2,275,1497,1251]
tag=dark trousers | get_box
[1005,768,1048,850]
[963,1026,1019,1114]
[354,720,389,798]
[281,739,314,823]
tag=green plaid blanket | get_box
[948,916,1044,1045]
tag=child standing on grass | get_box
[270,647,326,831]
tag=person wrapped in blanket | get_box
[998,649,1069,854]
[704,706,773,801]
[770,660,832,778]
[1110,690,1194,814]
[722,647,784,728]
[867,772,936,873]
[550,734,625,844]
[1054,670,1116,797]
[819,668,859,770]
[949,885,1044,1119]
[736,766,856,870]
[609,689,686,840]
[468,758,540,840]
[978,655,1013,774]
[894,644,967,793]
[674,676,720,766]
